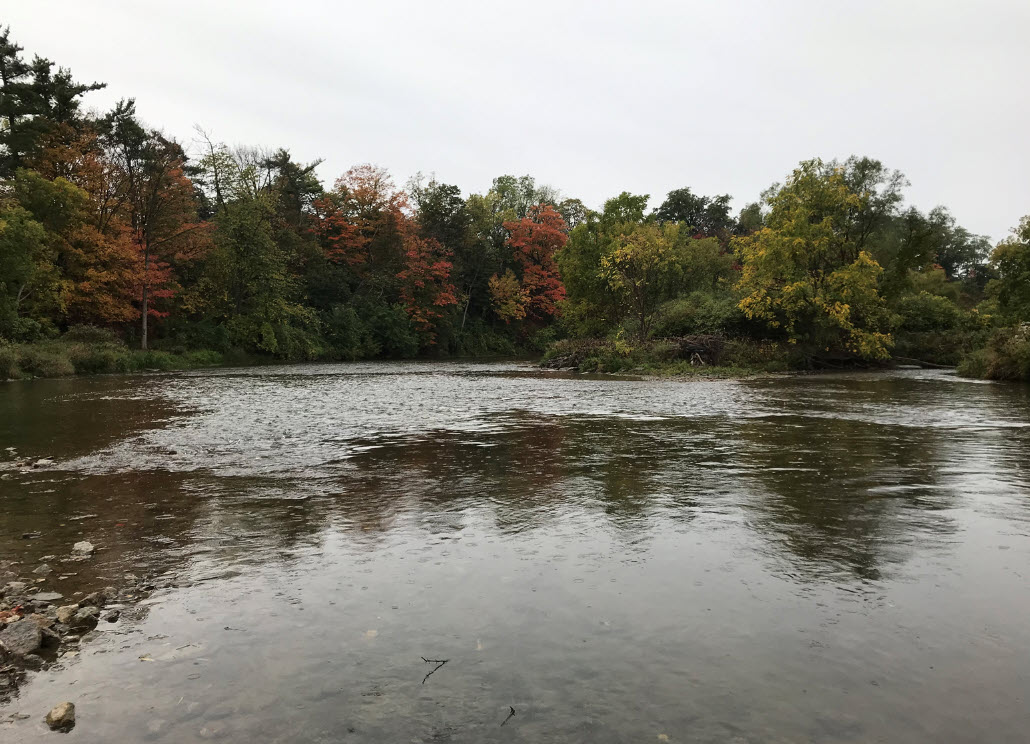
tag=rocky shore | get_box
[0,542,158,731]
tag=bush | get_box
[651,292,745,338]
[0,346,21,379]
[959,324,1030,381]
[17,347,75,377]
[894,292,963,332]
[68,345,131,375]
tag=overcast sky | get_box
[6,0,1029,241]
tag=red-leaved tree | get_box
[397,224,457,343]
[498,204,567,322]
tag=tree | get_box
[0,28,104,177]
[600,222,683,339]
[497,204,567,322]
[734,159,895,359]
[107,106,207,348]
[654,187,734,236]
[0,205,50,339]
[989,216,1030,322]
[396,228,457,343]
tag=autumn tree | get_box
[495,204,567,323]
[106,104,208,348]
[396,227,457,343]
[734,159,896,360]
[600,222,685,339]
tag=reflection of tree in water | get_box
[330,413,703,539]
[733,413,960,581]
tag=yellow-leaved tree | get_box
[734,159,897,360]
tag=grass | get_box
[0,333,225,380]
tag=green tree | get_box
[0,204,52,340]
[601,222,684,339]
[654,187,734,236]
[989,216,1030,322]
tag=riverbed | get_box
[1,362,1028,742]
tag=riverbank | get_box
[540,333,1030,381]
[1,537,159,728]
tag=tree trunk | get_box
[141,246,149,350]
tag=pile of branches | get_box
[667,335,726,365]
[541,335,726,370]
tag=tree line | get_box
[1,27,1028,379]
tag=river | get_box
[1,362,1029,742]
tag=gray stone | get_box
[79,590,107,608]
[33,591,63,603]
[32,563,53,575]
[55,605,78,624]
[71,541,95,556]
[103,610,120,623]
[1,581,27,597]
[45,701,75,731]
[0,619,43,657]
[71,606,100,629]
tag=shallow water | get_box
[1,362,1029,742]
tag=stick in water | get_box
[501,706,516,726]
[421,657,449,685]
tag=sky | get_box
[5,0,1029,242]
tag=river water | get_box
[1,362,1028,742]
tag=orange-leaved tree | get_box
[396,222,457,343]
[494,204,567,322]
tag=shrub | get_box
[18,347,75,377]
[651,292,744,338]
[894,292,963,332]
[0,346,21,379]
[960,325,1030,381]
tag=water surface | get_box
[1,362,1029,742]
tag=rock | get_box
[79,590,107,608]
[71,541,95,556]
[41,626,61,648]
[32,563,53,575]
[71,606,100,629]
[45,701,75,731]
[103,610,120,623]
[1,581,27,597]
[31,458,54,469]
[21,532,41,539]
[33,591,63,603]
[0,619,43,657]
[26,613,54,629]
[55,605,78,624]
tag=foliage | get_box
[601,222,684,339]
[654,188,734,236]
[988,216,1030,323]
[958,324,1030,381]
[734,159,896,360]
